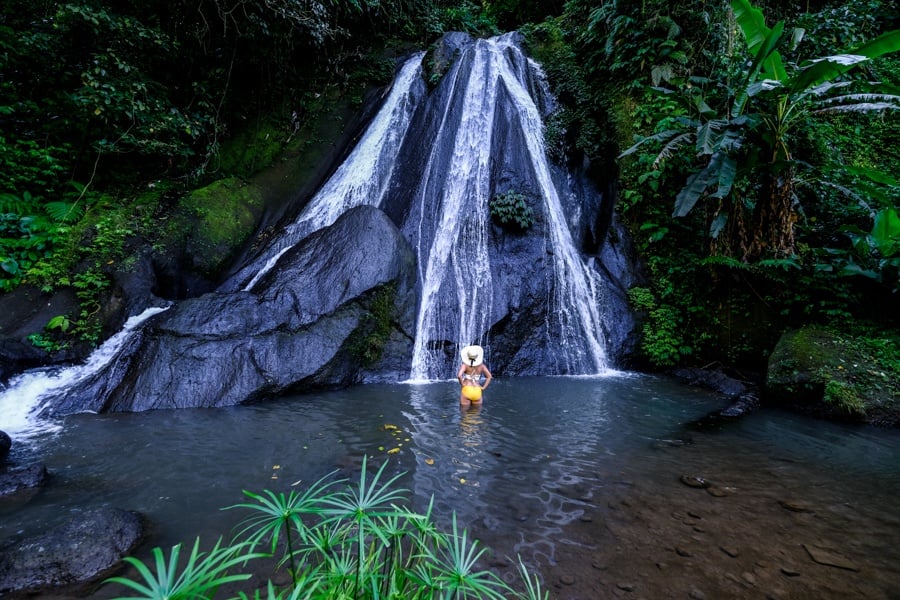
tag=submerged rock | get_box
[0,463,48,496]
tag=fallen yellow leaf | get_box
[387,447,400,454]
[459,478,466,484]
[425,458,435,465]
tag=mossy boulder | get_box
[766,326,900,426]
[174,177,264,278]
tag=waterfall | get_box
[222,52,427,292]
[0,306,169,441]
[219,32,611,382]
[0,33,622,430]
[406,34,610,380]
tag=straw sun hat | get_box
[460,345,484,367]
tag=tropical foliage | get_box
[620,0,900,261]
[550,0,900,368]
[105,457,548,600]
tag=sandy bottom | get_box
[487,436,900,600]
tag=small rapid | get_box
[0,306,169,441]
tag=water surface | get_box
[3,375,899,598]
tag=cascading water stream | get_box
[407,34,610,380]
[222,52,427,293]
[408,39,497,381]
[0,306,169,440]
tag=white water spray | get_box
[0,306,170,441]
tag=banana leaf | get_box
[788,29,900,93]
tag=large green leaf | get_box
[788,29,900,93]
[731,0,787,82]
[712,155,737,199]
[673,154,724,217]
[731,0,770,56]
[695,121,723,155]
[872,208,900,258]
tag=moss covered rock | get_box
[766,326,900,426]
[177,177,264,277]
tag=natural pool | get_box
[3,375,900,598]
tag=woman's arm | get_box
[480,366,493,389]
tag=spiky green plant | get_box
[106,456,549,600]
[228,471,342,574]
[105,537,261,600]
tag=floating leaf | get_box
[387,447,400,454]
[425,458,435,465]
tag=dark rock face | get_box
[0,430,9,463]
[43,205,417,414]
[0,286,82,384]
[0,507,143,596]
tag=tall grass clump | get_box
[105,455,549,599]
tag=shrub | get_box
[489,191,535,232]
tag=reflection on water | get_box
[3,375,900,598]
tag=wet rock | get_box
[0,463,49,496]
[679,475,711,489]
[675,546,693,557]
[616,582,635,591]
[781,566,801,577]
[0,430,10,462]
[779,499,813,513]
[0,507,143,595]
[689,588,706,599]
[706,486,730,497]
[741,572,756,585]
[671,367,750,397]
[42,206,419,414]
[720,546,739,558]
[559,575,575,585]
[803,544,859,571]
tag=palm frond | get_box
[429,513,512,600]
[652,132,694,168]
[810,92,900,114]
[104,537,259,600]
[788,29,900,93]
[619,128,690,159]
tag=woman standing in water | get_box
[457,344,492,406]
